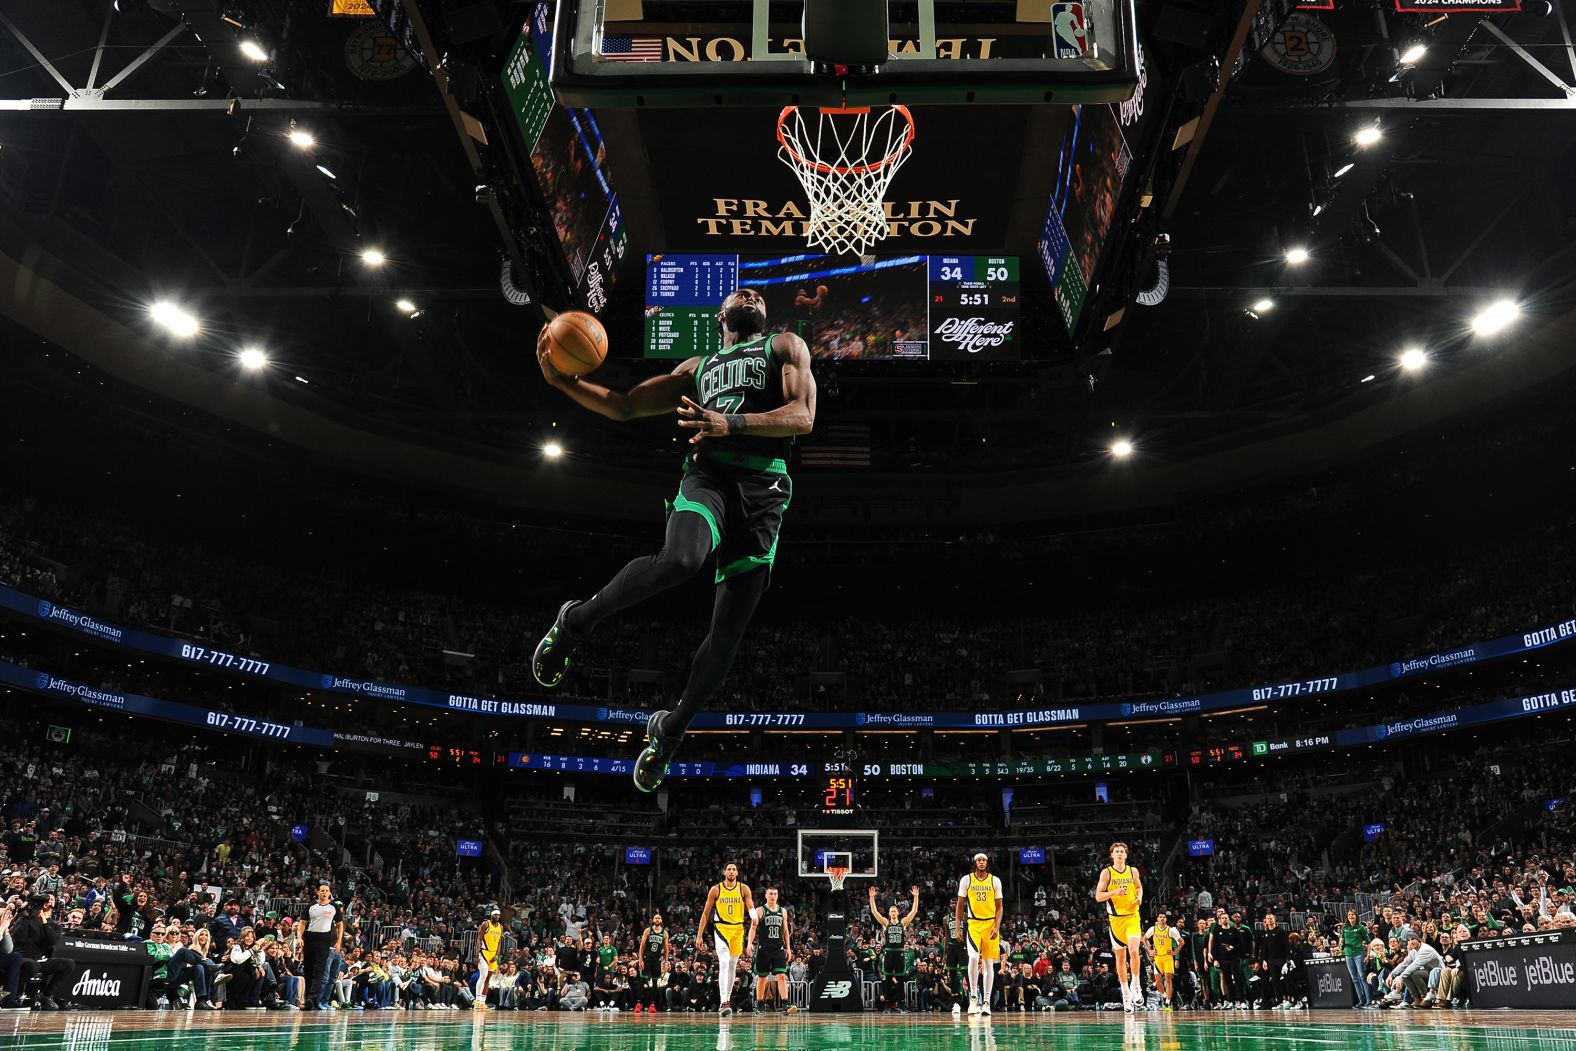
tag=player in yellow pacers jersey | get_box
[473,908,503,1010]
[697,862,756,1018]
[1143,910,1181,1011]
[1095,841,1145,1012]
[953,852,1004,1018]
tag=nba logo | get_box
[1051,2,1090,59]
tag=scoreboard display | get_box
[644,253,1019,362]
[821,775,855,816]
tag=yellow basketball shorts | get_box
[1109,913,1141,947]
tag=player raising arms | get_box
[697,863,756,1018]
[869,885,920,981]
[635,912,671,1014]
[746,887,797,1015]
[954,852,1004,1017]
[532,289,817,792]
[1095,841,1145,1012]
[1143,910,1181,1011]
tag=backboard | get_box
[797,829,880,880]
[550,0,1141,107]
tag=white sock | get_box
[980,963,995,1006]
[967,957,981,1001]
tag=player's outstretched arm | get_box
[537,327,698,421]
[902,887,920,927]
[868,886,888,928]
[697,886,719,947]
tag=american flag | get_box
[600,34,664,62]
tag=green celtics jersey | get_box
[759,906,787,948]
[884,922,907,948]
[695,333,793,466]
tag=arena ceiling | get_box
[3,0,1576,511]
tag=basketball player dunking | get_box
[1095,841,1145,1012]
[697,863,756,1017]
[533,289,817,792]
[746,887,797,1015]
[954,852,1004,1017]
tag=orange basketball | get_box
[545,310,608,376]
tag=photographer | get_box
[14,894,76,1010]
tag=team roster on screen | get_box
[643,253,1019,362]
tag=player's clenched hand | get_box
[677,396,730,444]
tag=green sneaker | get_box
[633,709,680,793]
[532,599,584,688]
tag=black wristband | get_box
[724,414,746,435]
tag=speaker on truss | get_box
[803,0,889,75]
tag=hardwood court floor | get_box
[6,1009,1576,1051]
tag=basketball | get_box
[544,310,608,376]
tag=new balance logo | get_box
[821,980,852,999]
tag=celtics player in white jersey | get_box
[532,288,816,791]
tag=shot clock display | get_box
[821,775,856,816]
[644,253,1019,362]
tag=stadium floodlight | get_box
[543,442,565,459]
[1400,348,1426,372]
[1471,299,1519,336]
[240,40,269,63]
[361,248,386,267]
[1333,162,1356,178]
[1111,440,1133,458]
[288,128,315,149]
[239,347,268,371]
[1284,246,1310,265]
[1354,125,1382,148]
[1251,298,1274,313]
[395,299,417,314]
[149,301,199,338]
[1399,43,1427,65]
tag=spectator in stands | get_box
[560,971,589,1011]
[0,898,25,1009]
[12,894,74,1010]
[1381,935,1442,1008]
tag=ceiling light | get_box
[1399,43,1427,65]
[1360,374,1376,384]
[1285,247,1310,265]
[149,301,199,338]
[1400,348,1426,371]
[1354,125,1382,147]
[543,442,564,459]
[287,129,315,149]
[361,248,386,267]
[315,164,337,180]
[1471,299,1519,335]
[240,40,269,63]
[1311,202,1325,217]
[1333,162,1356,178]
[294,375,310,385]
[1111,440,1133,458]
[239,347,268,371]
[396,299,417,313]
[1251,298,1274,313]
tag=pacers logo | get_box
[345,22,417,81]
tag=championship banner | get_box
[4,581,1575,732]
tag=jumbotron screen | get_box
[643,253,1020,362]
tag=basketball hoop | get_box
[776,105,915,256]
[826,865,850,892]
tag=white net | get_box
[826,868,849,892]
[776,105,915,256]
